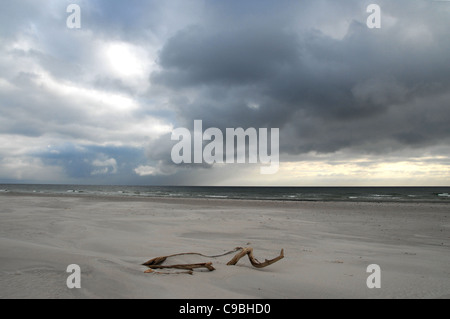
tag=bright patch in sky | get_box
[105,42,148,78]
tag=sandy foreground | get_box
[0,193,449,299]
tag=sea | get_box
[0,185,449,203]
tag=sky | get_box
[0,0,449,186]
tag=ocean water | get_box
[0,185,449,203]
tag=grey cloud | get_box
[152,25,300,88]
[149,4,450,160]
[36,143,147,182]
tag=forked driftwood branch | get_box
[143,247,284,275]
[227,247,285,268]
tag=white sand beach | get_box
[1,193,449,299]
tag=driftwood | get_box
[142,247,242,266]
[144,269,194,275]
[143,247,284,275]
[145,262,215,272]
[227,247,285,268]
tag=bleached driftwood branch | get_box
[227,247,285,268]
[142,247,242,266]
[145,262,215,272]
[143,247,284,274]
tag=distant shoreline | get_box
[1,191,449,207]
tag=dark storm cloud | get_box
[153,25,300,88]
[150,1,450,157]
